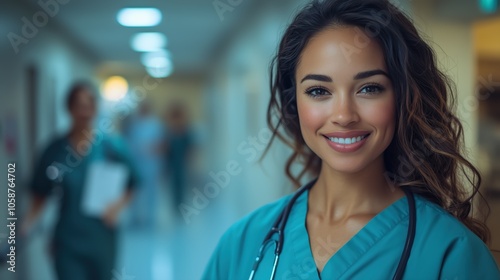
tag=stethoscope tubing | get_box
[249,179,416,280]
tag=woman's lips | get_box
[324,133,370,153]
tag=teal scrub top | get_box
[203,188,500,279]
[31,134,138,254]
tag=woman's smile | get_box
[321,130,371,153]
[323,132,371,153]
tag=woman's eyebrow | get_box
[300,69,389,84]
[300,74,332,83]
[353,69,389,80]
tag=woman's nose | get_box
[329,95,360,127]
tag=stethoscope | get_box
[248,179,416,280]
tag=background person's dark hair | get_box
[264,0,491,243]
[65,81,97,111]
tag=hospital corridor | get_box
[0,0,499,279]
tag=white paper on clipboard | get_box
[81,161,128,217]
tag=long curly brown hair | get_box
[264,0,490,243]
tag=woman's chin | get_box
[74,120,93,128]
[322,160,368,175]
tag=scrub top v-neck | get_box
[202,187,500,279]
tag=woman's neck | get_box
[68,125,93,151]
[308,157,404,223]
[69,125,91,139]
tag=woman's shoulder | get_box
[202,194,294,279]
[38,135,69,157]
[414,195,483,240]
[223,193,293,240]
[413,195,499,278]
[101,134,126,151]
[95,133,132,160]
[47,134,68,148]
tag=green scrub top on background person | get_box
[203,189,500,280]
[31,134,138,280]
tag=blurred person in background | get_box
[122,101,164,229]
[23,82,138,280]
[163,101,195,220]
[203,0,500,279]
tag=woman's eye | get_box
[359,84,384,95]
[305,87,329,98]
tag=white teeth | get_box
[328,135,367,144]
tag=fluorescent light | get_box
[141,50,174,78]
[117,8,162,27]
[101,76,128,101]
[146,66,173,78]
[141,50,171,67]
[131,32,167,52]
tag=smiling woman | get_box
[203,0,500,279]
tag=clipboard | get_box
[81,161,129,217]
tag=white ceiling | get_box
[13,0,499,77]
[20,0,264,75]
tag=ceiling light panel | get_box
[117,8,162,27]
[131,32,167,52]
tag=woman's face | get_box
[69,89,96,127]
[295,26,395,174]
